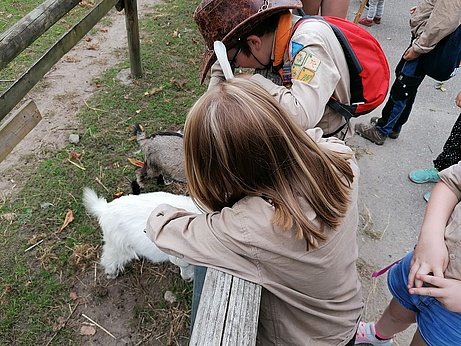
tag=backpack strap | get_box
[290,15,365,123]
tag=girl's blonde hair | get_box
[184,79,354,248]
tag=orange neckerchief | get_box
[272,12,293,70]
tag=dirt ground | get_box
[1,1,193,345]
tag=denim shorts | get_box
[387,251,461,346]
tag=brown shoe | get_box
[370,117,399,139]
[355,122,387,145]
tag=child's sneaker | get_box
[373,17,381,24]
[408,168,440,184]
[355,322,393,345]
[359,17,373,27]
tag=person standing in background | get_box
[358,0,385,27]
[301,0,350,18]
[355,0,461,145]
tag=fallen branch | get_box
[24,239,44,252]
[95,177,109,192]
[67,158,86,171]
[45,303,80,346]
[81,313,117,339]
[84,99,107,113]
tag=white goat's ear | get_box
[214,41,234,80]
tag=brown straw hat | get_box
[194,0,302,84]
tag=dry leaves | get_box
[80,324,97,336]
[58,209,74,232]
[128,157,144,168]
[113,192,124,198]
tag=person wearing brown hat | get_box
[194,0,352,139]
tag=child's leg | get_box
[375,0,385,19]
[375,298,416,338]
[366,0,379,19]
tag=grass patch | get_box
[0,0,204,344]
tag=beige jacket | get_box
[209,15,351,139]
[438,161,461,280]
[410,0,461,54]
[147,128,363,346]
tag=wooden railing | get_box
[190,268,262,346]
[0,0,142,162]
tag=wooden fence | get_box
[190,268,262,346]
[0,0,142,162]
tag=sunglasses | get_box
[229,47,242,69]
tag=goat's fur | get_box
[83,187,199,280]
[134,123,186,188]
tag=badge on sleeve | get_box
[291,46,321,84]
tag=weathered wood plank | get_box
[222,276,261,346]
[190,269,232,345]
[189,268,261,346]
[0,100,41,162]
[0,0,81,69]
[0,0,119,122]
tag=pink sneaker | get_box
[355,322,393,345]
[358,18,373,27]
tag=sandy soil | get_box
[1,2,192,345]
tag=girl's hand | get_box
[409,274,461,313]
[403,47,420,61]
[409,6,416,14]
[408,237,448,289]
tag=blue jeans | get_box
[387,252,461,346]
[376,57,425,136]
[190,266,207,332]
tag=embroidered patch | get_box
[291,41,304,57]
[291,50,321,83]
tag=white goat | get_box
[82,187,199,281]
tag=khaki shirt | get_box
[438,161,461,280]
[410,0,461,54]
[147,128,363,345]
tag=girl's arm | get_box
[408,181,457,289]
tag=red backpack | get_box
[292,15,390,127]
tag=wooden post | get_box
[354,0,368,24]
[124,0,143,78]
[0,100,42,163]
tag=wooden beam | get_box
[0,0,81,69]
[189,269,261,346]
[0,100,42,163]
[0,0,119,122]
